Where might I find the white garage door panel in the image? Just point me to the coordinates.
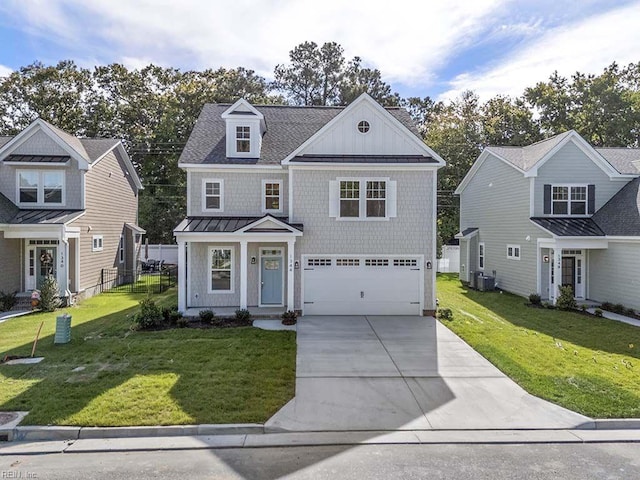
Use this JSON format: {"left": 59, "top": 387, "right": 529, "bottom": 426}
{"left": 303, "top": 255, "right": 422, "bottom": 315}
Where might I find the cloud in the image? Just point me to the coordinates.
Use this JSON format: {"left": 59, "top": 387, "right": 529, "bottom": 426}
{"left": 1, "top": 0, "right": 508, "bottom": 85}
{"left": 0, "top": 64, "right": 12, "bottom": 77}
{"left": 439, "top": 1, "right": 640, "bottom": 101}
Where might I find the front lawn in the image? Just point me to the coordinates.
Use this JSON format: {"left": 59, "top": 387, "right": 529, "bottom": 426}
{"left": 0, "top": 289, "right": 295, "bottom": 426}
{"left": 437, "top": 274, "right": 640, "bottom": 418}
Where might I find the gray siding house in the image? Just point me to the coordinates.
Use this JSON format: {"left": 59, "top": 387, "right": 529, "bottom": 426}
{"left": 455, "top": 130, "right": 640, "bottom": 310}
{"left": 174, "top": 94, "right": 445, "bottom": 315}
{"left": 0, "top": 119, "right": 144, "bottom": 302}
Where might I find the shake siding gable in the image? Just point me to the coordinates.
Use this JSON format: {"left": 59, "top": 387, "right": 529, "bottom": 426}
{"left": 13, "top": 129, "right": 68, "bottom": 156}
{"left": 460, "top": 153, "right": 546, "bottom": 296}
{"left": 73, "top": 149, "right": 138, "bottom": 294}
{"left": 533, "top": 141, "right": 629, "bottom": 216}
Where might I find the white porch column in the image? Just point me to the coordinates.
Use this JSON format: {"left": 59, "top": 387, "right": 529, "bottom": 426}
{"left": 553, "top": 248, "right": 562, "bottom": 304}
{"left": 287, "top": 238, "right": 295, "bottom": 311}
{"left": 177, "top": 240, "right": 187, "bottom": 312}
{"left": 240, "top": 240, "right": 248, "bottom": 309}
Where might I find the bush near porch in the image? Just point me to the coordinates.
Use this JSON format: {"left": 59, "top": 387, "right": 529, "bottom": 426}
{"left": 0, "top": 288, "right": 295, "bottom": 426}
{"left": 437, "top": 274, "right": 640, "bottom": 418}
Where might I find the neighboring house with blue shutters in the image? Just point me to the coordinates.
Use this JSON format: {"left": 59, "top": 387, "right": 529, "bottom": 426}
{"left": 173, "top": 93, "right": 445, "bottom": 316}
{"left": 455, "top": 130, "right": 640, "bottom": 310}
{"left": 0, "top": 119, "right": 144, "bottom": 304}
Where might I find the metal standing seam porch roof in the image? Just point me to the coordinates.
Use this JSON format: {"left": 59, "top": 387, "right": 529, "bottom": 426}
{"left": 8, "top": 209, "right": 85, "bottom": 225}
{"left": 290, "top": 154, "right": 438, "bottom": 164}
{"left": 3, "top": 154, "right": 71, "bottom": 163}
{"left": 530, "top": 217, "right": 605, "bottom": 237}
{"left": 174, "top": 216, "right": 303, "bottom": 234}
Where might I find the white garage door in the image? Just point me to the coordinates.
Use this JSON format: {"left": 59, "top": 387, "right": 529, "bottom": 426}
{"left": 303, "top": 255, "right": 423, "bottom": 315}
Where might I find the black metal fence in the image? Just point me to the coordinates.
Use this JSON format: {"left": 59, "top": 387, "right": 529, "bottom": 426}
{"left": 100, "top": 265, "right": 177, "bottom": 294}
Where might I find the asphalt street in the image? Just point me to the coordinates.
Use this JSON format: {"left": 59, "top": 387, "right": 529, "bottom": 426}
{"left": 1, "top": 443, "right": 639, "bottom": 479}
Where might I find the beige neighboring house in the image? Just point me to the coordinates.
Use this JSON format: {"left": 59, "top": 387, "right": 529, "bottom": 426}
{"left": 0, "top": 119, "right": 144, "bottom": 303}
{"left": 174, "top": 93, "right": 445, "bottom": 316}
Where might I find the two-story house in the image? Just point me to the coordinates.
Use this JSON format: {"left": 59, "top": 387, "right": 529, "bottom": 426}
{"left": 455, "top": 130, "right": 640, "bottom": 310}
{"left": 0, "top": 119, "right": 144, "bottom": 303}
{"left": 174, "top": 93, "right": 445, "bottom": 316}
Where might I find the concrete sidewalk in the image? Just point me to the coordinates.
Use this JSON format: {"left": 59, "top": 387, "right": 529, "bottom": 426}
{"left": 3, "top": 429, "right": 640, "bottom": 456}
{"left": 267, "top": 316, "right": 592, "bottom": 431}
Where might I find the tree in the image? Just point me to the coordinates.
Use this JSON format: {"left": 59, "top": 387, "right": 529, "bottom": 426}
{"left": 481, "top": 95, "right": 541, "bottom": 146}
{"left": 340, "top": 57, "right": 401, "bottom": 106}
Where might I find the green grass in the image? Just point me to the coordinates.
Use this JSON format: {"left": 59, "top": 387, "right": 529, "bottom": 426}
{"left": 0, "top": 289, "right": 295, "bottom": 426}
{"left": 437, "top": 273, "right": 640, "bottom": 418}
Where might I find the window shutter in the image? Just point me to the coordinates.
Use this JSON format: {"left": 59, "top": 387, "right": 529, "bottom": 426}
{"left": 387, "top": 181, "right": 397, "bottom": 218}
{"left": 587, "top": 184, "right": 596, "bottom": 214}
{"left": 543, "top": 184, "right": 552, "bottom": 214}
{"left": 329, "top": 180, "right": 339, "bottom": 217}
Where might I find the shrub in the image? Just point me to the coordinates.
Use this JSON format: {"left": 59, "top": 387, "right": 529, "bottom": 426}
{"left": 555, "top": 285, "right": 577, "bottom": 311}
{"left": 528, "top": 293, "right": 542, "bottom": 306}
{"left": 594, "top": 309, "right": 603, "bottom": 317}
{"left": 625, "top": 308, "right": 636, "bottom": 317}
{"left": 177, "top": 317, "right": 190, "bottom": 328}
{"left": 133, "top": 298, "right": 163, "bottom": 329}
{"left": 437, "top": 308, "right": 453, "bottom": 321}
{"left": 39, "top": 275, "right": 61, "bottom": 312}
{"left": 162, "top": 306, "right": 182, "bottom": 326}
{"left": 613, "top": 303, "right": 626, "bottom": 315}
{"left": 199, "top": 309, "right": 215, "bottom": 325}
{"left": 580, "top": 304, "right": 588, "bottom": 312}
{"left": 235, "top": 309, "right": 252, "bottom": 322}
{"left": 281, "top": 310, "right": 297, "bottom": 325}
{"left": 600, "top": 302, "right": 613, "bottom": 312}
{"left": 0, "top": 290, "right": 17, "bottom": 312}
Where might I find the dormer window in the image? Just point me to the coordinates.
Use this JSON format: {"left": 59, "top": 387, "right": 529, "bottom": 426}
{"left": 236, "top": 126, "right": 251, "bottom": 153}
{"left": 17, "top": 170, "right": 64, "bottom": 206}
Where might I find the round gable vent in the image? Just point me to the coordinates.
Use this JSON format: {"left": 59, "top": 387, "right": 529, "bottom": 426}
{"left": 357, "top": 120, "right": 370, "bottom": 134}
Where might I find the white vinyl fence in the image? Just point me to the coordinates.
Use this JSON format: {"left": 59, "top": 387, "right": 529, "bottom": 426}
{"left": 144, "top": 244, "right": 179, "bottom": 264}
{"left": 437, "top": 245, "right": 460, "bottom": 273}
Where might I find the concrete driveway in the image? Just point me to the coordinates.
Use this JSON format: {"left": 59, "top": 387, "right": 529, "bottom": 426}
{"left": 266, "top": 316, "right": 592, "bottom": 431}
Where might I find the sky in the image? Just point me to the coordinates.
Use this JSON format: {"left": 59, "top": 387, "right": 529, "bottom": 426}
{"left": 0, "top": 0, "right": 639, "bottom": 102}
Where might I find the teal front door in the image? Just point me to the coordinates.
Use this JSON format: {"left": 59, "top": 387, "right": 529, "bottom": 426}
{"left": 37, "top": 246, "right": 57, "bottom": 289}
{"left": 261, "top": 256, "right": 283, "bottom": 305}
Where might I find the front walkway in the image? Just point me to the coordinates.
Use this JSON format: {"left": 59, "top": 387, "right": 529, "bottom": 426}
{"left": 266, "top": 316, "right": 591, "bottom": 431}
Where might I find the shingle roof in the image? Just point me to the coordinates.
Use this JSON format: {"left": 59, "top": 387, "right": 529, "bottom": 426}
{"left": 0, "top": 192, "right": 19, "bottom": 223}
{"left": 486, "top": 131, "right": 640, "bottom": 175}
{"left": 592, "top": 177, "right": 640, "bottom": 236}
{"left": 455, "top": 227, "right": 478, "bottom": 238}
{"left": 485, "top": 131, "right": 573, "bottom": 171}
{"left": 530, "top": 217, "right": 605, "bottom": 236}
{"left": 179, "top": 103, "right": 423, "bottom": 166}
{"left": 80, "top": 139, "right": 121, "bottom": 163}
{"left": 174, "top": 216, "right": 303, "bottom": 233}
{"left": 594, "top": 148, "right": 640, "bottom": 175}
{"left": 41, "top": 120, "right": 89, "bottom": 159}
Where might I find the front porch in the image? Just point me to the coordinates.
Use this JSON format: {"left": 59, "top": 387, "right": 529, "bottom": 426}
{"left": 174, "top": 215, "right": 303, "bottom": 313}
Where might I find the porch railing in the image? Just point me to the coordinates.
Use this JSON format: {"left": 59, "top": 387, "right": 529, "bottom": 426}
{"left": 100, "top": 265, "right": 177, "bottom": 294}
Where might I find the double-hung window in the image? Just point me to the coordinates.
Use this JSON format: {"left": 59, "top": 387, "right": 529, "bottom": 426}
{"left": 263, "top": 180, "right": 282, "bottom": 213}
{"left": 118, "top": 236, "right": 125, "bottom": 263}
{"left": 478, "top": 242, "right": 485, "bottom": 270}
{"left": 18, "top": 170, "right": 64, "bottom": 205}
{"left": 209, "top": 247, "right": 234, "bottom": 293}
{"left": 236, "top": 126, "right": 250, "bottom": 153}
{"left": 336, "top": 178, "right": 392, "bottom": 219}
{"left": 552, "top": 185, "right": 588, "bottom": 215}
{"left": 203, "top": 179, "right": 223, "bottom": 212}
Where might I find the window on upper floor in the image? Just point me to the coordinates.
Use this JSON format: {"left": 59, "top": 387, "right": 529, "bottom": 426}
{"left": 262, "top": 180, "right": 282, "bottom": 213}
{"left": 236, "top": 126, "right": 251, "bottom": 153}
{"left": 330, "top": 178, "right": 396, "bottom": 220}
{"left": 545, "top": 184, "right": 594, "bottom": 216}
{"left": 203, "top": 179, "right": 223, "bottom": 212}
{"left": 17, "top": 170, "right": 64, "bottom": 206}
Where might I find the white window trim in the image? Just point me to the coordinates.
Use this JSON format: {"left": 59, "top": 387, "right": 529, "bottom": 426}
{"left": 118, "top": 235, "right": 125, "bottom": 264}
{"left": 506, "top": 244, "right": 521, "bottom": 260}
{"left": 235, "top": 125, "right": 251, "bottom": 155}
{"left": 551, "top": 183, "right": 590, "bottom": 217}
{"left": 336, "top": 177, "right": 390, "bottom": 221}
{"left": 478, "top": 242, "right": 485, "bottom": 270}
{"left": 92, "top": 235, "right": 104, "bottom": 252}
{"left": 208, "top": 245, "right": 235, "bottom": 294}
{"left": 262, "top": 179, "right": 283, "bottom": 214}
{"left": 16, "top": 169, "right": 66, "bottom": 207}
{"left": 202, "top": 178, "right": 224, "bottom": 213}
